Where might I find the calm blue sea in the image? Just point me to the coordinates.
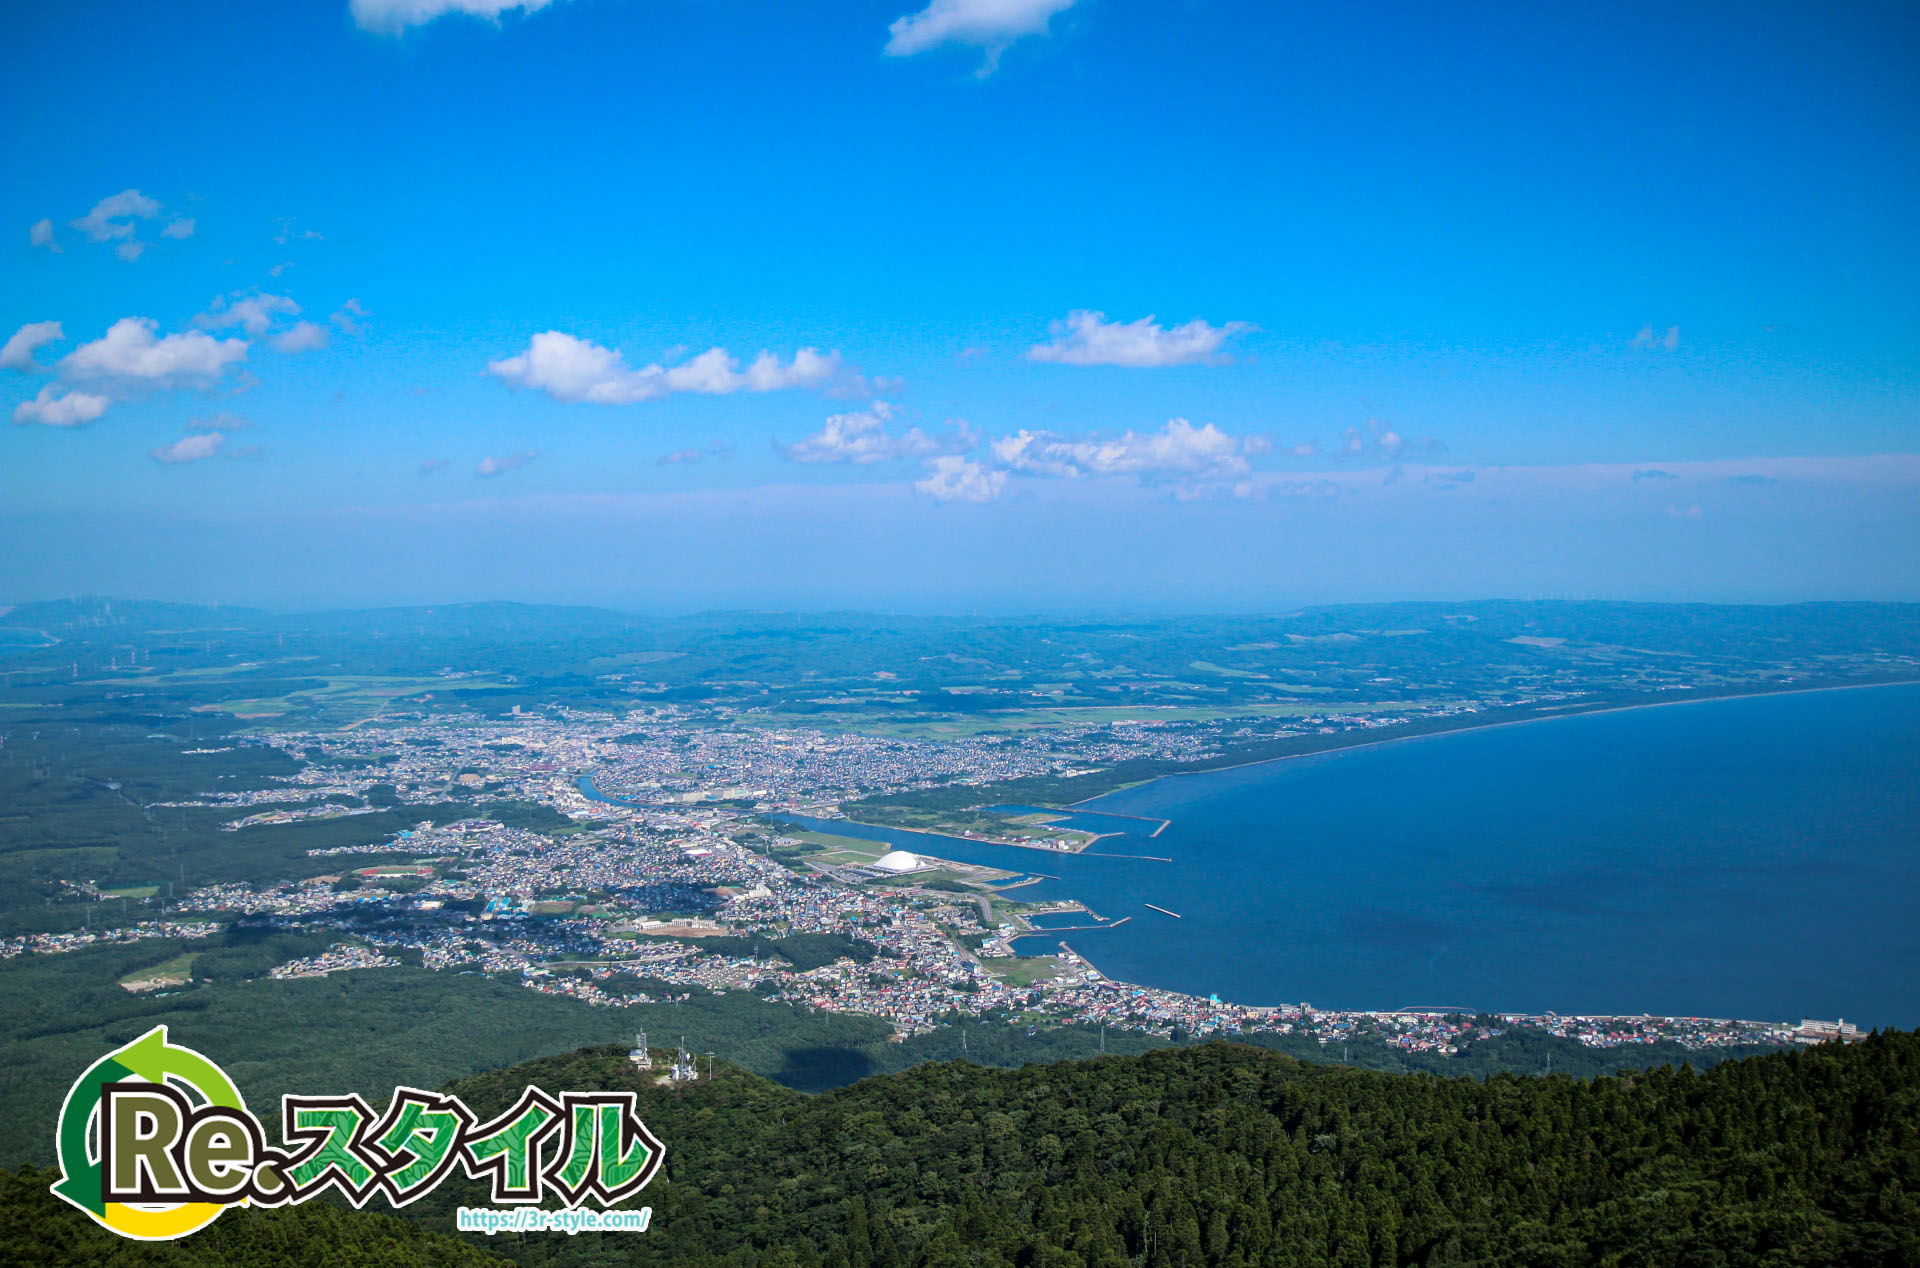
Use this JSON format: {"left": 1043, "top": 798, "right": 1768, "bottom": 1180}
{"left": 775, "top": 684, "right": 1920, "bottom": 1027}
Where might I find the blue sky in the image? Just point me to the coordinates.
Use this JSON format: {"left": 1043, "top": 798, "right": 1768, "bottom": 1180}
{"left": 3, "top": 0, "right": 1917, "bottom": 610}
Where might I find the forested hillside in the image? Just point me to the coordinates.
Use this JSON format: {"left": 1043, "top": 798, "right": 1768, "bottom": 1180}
{"left": 5, "top": 1032, "right": 1915, "bottom": 1266}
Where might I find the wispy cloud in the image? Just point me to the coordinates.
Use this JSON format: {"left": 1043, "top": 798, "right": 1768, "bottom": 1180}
{"left": 151, "top": 431, "right": 225, "bottom": 464}
{"left": 198, "top": 292, "right": 301, "bottom": 338}
{"left": 350, "top": 0, "right": 557, "bottom": 34}
{"left": 1028, "top": 310, "right": 1253, "bottom": 367}
{"left": 1327, "top": 419, "right": 1441, "bottom": 461}
{"left": 272, "top": 322, "right": 330, "bottom": 354}
{"left": 885, "top": 0, "right": 1079, "bottom": 75}
{"left": 331, "top": 299, "right": 370, "bottom": 336}
{"left": 28, "top": 219, "right": 61, "bottom": 253}
{"left": 65, "top": 189, "right": 192, "bottom": 262}
{"left": 476, "top": 450, "right": 539, "bottom": 476}
{"left": 188, "top": 411, "right": 252, "bottom": 431}
{"left": 70, "top": 189, "right": 159, "bottom": 242}
{"left": 272, "top": 218, "right": 326, "bottom": 244}
{"left": 784, "top": 402, "right": 974, "bottom": 464}
{"left": 1631, "top": 323, "right": 1680, "bottom": 351}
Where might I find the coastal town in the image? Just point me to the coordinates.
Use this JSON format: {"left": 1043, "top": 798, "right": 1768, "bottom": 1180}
{"left": 3, "top": 693, "right": 1864, "bottom": 1060}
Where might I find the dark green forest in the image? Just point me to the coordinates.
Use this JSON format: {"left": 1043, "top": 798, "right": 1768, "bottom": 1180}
{"left": 5, "top": 1032, "right": 1915, "bottom": 1267}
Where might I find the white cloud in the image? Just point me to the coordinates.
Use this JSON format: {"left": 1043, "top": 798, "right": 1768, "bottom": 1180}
{"left": 29, "top": 219, "right": 61, "bottom": 252}
{"left": 331, "top": 298, "right": 369, "bottom": 335}
{"left": 1632, "top": 323, "right": 1681, "bottom": 351}
{"left": 272, "top": 321, "right": 330, "bottom": 354}
{"left": 488, "top": 331, "right": 843, "bottom": 404}
{"left": 270, "top": 218, "right": 326, "bottom": 244}
{"left": 1, "top": 322, "right": 64, "bottom": 371}
{"left": 658, "top": 442, "right": 733, "bottom": 465}
{"left": 198, "top": 292, "right": 301, "bottom": 337}
{"left": 70, "top": 189, "right": 160, "bottom": 242}
{"left": 488, "top": 332, "right": 640, "bottom": 402}
{"left": 476, "top": 450, "right": 539, "bottom": 476}
{"left": 350, "top": 0, "right": 556, "bottom": 33}
{"left": 11, "top": 384, "right": 109, "bottom": 427}
{"left": 1027, "top": 310, "right": 1253, "bottom": 367}
{"left": 990, "top": 417, "right": 1253, "bottom": 480}
{"left": 61, "top": 318, "right": 248, "bottom": 386}
{"left": 1335, "top": 419, "right": 1437, "bottom": 460}
{"left": 915, "top": 455, "right": 1006, "bottom": 503}
{"left": 885, "top": 0, "right": 1078, "bottom": 74}
{"left": 784, "top": 402, "right": 971, "bottom": 464}
{"left": 116, "top": 242, "right": 145, "bottom": 263}
{"left": 161, "top": 218, "right": 196, "bottom": 240}
{"left": 151, "top": 432, "right": 225, "bottom": 464}
{"left": 418, "top": 458, "right": 448, "bottom": 475}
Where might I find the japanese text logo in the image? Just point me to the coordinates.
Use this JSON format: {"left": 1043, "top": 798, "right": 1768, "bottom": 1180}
{"left": 51, "top": 1026, "right": 664, "bottom": 1242}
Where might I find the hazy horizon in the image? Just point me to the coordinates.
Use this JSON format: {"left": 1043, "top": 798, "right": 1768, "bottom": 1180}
{"left": 10, "top": 590, "right": 1920, "bottom": 623}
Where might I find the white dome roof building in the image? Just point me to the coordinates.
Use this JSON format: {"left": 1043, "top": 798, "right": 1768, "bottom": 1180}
{"left": 872, "top": 850, "right": 923, "bottom": 873}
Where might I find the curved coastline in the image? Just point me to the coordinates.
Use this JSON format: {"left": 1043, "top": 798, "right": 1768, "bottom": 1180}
{"left": 587, "top": 681, "right": 1920, "bottom": 1027}
{"left": 1053, "top": 679, "right": 1920, "bottom": 1025}
{"left": 1067, "top": 677, "right": 1920, "bottom": 811}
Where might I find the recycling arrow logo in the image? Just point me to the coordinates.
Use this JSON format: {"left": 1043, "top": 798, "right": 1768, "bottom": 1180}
{"left": 51, "top": 1025, "right": 247, "bottom": 1241}
{"left": 51, "top": 1022, "right": 668, "bottom": 1242}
